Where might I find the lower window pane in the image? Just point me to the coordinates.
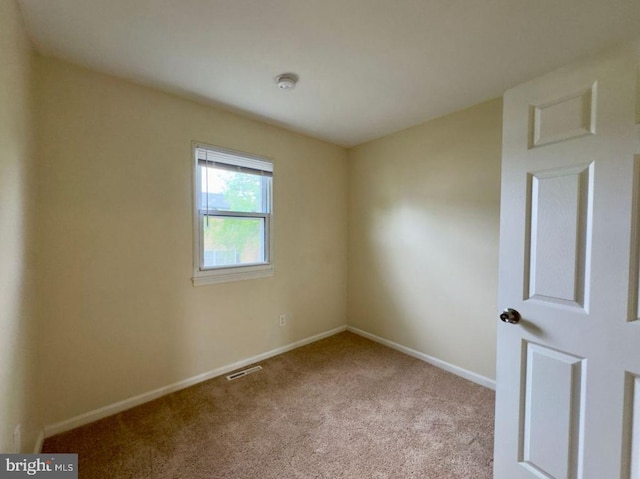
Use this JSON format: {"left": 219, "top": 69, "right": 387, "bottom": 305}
{"left": 202, "top": 217, "right": 265, "bottom": 268}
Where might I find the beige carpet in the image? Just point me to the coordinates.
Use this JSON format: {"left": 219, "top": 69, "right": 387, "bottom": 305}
{"left": 43, "top": 332, "right": 495, "bottom": 478}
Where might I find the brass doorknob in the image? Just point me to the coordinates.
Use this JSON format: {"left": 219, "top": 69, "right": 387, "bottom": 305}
{"left": 500, "top": 308, "right": 521, "bottom": 324}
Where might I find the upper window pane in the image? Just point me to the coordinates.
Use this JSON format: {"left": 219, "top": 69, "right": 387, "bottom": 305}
{"left": 199, "top": 166, "right": 268, "bottom": 213}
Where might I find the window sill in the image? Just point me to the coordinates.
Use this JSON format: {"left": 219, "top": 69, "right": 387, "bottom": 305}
{"left": 192, "top": 264, "right": 273, "bottom": 286}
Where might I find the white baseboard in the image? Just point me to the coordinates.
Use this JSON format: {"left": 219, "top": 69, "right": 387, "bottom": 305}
{"left": 347, "top": 326, "right": 496, "bottom": 390}
{"left": 44, "top": 325, "right": 347, "bottom": 438}
{"left": 33, "top": 430, "right": 44, "bottom": 453}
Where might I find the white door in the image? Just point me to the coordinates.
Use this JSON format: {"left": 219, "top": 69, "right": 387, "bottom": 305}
{"left": 494, "top": 40, "right": 640, "bottom": 479}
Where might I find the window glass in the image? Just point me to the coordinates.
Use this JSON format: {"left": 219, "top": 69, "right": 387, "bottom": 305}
{"left": 202, "top": 216, "right": 265, "bottom": 268}
{"left": 200, "top": 168, "right": 267, "bottom": 214}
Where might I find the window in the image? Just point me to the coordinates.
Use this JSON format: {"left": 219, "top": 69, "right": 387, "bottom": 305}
{"left": 192, "top": 143, "right": 273, "bottom": 285}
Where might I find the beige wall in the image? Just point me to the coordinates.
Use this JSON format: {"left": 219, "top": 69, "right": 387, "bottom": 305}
{"left": 348, "top": 99, "right": 502, "bottom": 380}
{"left": 35, "top": 57, "right": 348, "bottom": 425}
{"left": 0, "top": 0, "right": 40, "bottom": 453}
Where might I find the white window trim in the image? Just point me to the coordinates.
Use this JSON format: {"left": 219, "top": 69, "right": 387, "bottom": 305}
{"left": 191, "top": 141, "right": 274, "bottom": 286}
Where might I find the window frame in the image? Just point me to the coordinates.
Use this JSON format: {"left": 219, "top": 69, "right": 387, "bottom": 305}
{"left": 192, "top": 142, "right": 274, "bottom": 286}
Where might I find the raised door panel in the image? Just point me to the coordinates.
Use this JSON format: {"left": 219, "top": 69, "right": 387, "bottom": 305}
{"left": 525, "top": 164, "right": 593, "bottom": 310}
{"left": 521, "top": 343, "right": 585, "bottom": 479}
{"left": 529, "top": 84, "right": 596, "bottom": 149}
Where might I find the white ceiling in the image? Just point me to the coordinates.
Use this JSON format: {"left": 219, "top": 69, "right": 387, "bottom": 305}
{"left": 16, "top": 0, "right": 640, "bottom": 147}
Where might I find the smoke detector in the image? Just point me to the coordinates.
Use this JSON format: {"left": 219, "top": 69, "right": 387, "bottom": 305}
{"left": 276, "top": 73, "right": 298, "bottom": 90}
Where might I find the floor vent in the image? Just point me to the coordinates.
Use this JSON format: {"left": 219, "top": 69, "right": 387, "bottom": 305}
{"left": 226, "top": 365, "right": 262, "bottom": 381}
